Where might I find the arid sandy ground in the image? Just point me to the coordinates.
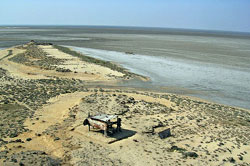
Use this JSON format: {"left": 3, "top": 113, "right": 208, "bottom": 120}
{"left": 0, "top": 43, "right": 249, "bottom": 166}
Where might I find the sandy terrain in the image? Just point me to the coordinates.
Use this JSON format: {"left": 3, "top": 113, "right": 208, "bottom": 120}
{"left": 39, "top": 45, "right": 124, "bottom": 80}
{"left": 0, "top": 43, "right": 249, "bottom": 166}
{"left": 41, "top": 46, "right": 123, "bottom": 76}
{"left": 0, "top": 44, "right": 125, "bottom": 82}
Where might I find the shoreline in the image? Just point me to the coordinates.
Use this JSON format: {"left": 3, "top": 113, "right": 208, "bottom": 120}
{"left": 0, "top": 44, "right": 249, "bottom": 111}
{"left": 68, "top": 45, "right": 250, "bottom": 110}
{"left": 54, "top": 45, "right": 149, "bottom": 81}
{"left": 1, "top": 43, "right": 249, "bottom": 111}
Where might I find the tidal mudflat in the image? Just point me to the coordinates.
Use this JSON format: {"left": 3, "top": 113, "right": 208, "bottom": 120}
{"left": 71, "top": 46, "right": 250, "bottom": 110}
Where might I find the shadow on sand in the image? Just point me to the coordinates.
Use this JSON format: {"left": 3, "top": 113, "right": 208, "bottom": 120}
{"left": 90, "top": 128, "right": 137, "bottom": 144}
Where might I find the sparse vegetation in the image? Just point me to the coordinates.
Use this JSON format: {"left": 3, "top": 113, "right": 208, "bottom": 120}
{"left": 3, "top": 151, "right": 61, "bottom": 166}
{"left": 0, "top": 66, "right": 88, "bottom": 139}
{"left": 0, "top": 104, "right": 30, "bottom": 138}
{"left": 9, "top": 44, "right": 66, "bottom": 71}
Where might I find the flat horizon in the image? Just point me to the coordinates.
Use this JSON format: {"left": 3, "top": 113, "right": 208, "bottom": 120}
{"left": 1, "top": 24, "right": 250, "bottom": 34}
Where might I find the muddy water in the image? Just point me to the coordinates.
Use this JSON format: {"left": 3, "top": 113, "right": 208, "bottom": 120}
{"left": 71, "top": 46, "right": 250, "bottom": 110}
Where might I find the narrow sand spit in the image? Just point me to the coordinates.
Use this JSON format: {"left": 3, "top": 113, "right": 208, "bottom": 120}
{"left": 0, "top": 45, "right": 125, "bottom": 81}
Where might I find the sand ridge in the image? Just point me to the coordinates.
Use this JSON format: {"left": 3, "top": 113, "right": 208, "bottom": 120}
{"left": 0, "top": 44, "right": 125, "bottom": 82}
{"left": 39, "top": 45, "right": 125, "bottom": 80}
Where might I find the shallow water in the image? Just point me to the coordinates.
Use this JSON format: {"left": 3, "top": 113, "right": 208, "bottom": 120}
{"left": 71, "top": 46, "right": 250, "bottom": 109}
